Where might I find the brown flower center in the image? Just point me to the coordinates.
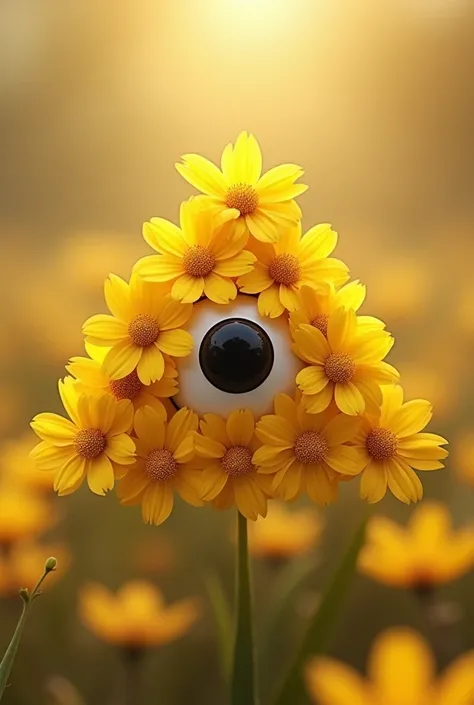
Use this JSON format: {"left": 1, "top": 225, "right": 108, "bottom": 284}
{"left": 128, "top": 314, "right": 160, "bottom": 347}
{"left": 268, "top": 253, "right": 301, "bottom": 286}
{"left": 225, "top": 183, "right": 259, "bottom": 216}
{"left": 294, "top": 430, "right": 328, "bottom": 464}
{"left": 221, "top": 446, "right": 254, "bottom": 477}
{"left": 311, "top": 313, "right": 329, "bottom": 337}
{"left": 145, "top": 449, "right": 178, "bottom": 482}
{"left": 74, "top": 428, "right": 106, "bottom": 459}
{"left": 324, "top": 352, "right": 356, "bottom": 384}
{"left": 366, "top": 428, "right": 398, "bottom": 461}
{"left": 183, "top": 244, "right": 215, "bottom": 278}
{"left": 109, "top": 370, "right": 143, "bottom": 401}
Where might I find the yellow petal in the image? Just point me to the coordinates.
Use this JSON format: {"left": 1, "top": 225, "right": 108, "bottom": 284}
{"left": 200, "top": 414, "right": 229, "bottom": 447}
{"left": 233, "top": 475, "right": 267, "bottom": 520}
{"left": 104, "top": 341, "right": 142, "bottom": 381}
{"left": 298, "top": 223, "right": 337, "bottom": 264}
{"left": 279, "top": 284, "right": 300, "bottom": 312}
{"left": 83, "top": 315, "right": 128, "bottom": 345}
{"left": 31, "top": 413, "right": 77, "bottom": 446}
{"left": 117, "top": 465, "right": 151, "bottom": 503}
{"left": 327, "top": 308, "right": 357, "bottom": 351}
{"left": 203, "top": 272, "right": 237, "bottom": 304}
{"left": 305, "top": 465, "right": 338, "bottom": 506}
{"left": 134, "top": 254, "right": 184, "bottom": 282}
{"left": 334, "top": 382, "right": 365, "bottom": 416}
{"left": 156, "top": 296, "right": 193, "bottom": 331}
{"left": 156, "top": 329, "right": 193, "bottom": 357}
{"left": 171, "top": 274, "right": 204, "bottom": 303}
{"left": 437, "top": 652, "right": 474, "bottom": 705}
{"left": 386, "top": 457, "right": 423, "bottom": 504}
{"left": 231, "top": 131, "right": 262, "bottom": 184}
{"left": 226, "top": 409, "right": 255, "bottom": 447}
{"left": 137, "top": 344, "right": 165, "bottom": 384}
{"left": 305, "top": 656, "right": 368, "bottom": 705}
{"left": 104, "top": 274, "right": 131, "bottom": 320}
{"left": 200, "top": 463, "right": 228, "bottom": 500}
{"left": 134, "top": 406, "right": 166, "bottom": 447}
{"left": 176, "top": 154, "right": 227, "bottom": 197}
{"left": 30, "top": 442, "right": 76, "bottom": 471}
{"left": 109, "top": 399, "right": 134, "bottom": 435}
{"left": 165, "top": 408, "right": 198, "bottom": 453}
{"left": 296, "top": 366, "right": 329, "bottom": 395}
{"left": 105, "top": 434, "right": 136, "bottom": 464}
{"left": 54, "top": 455, "right": 86, "bottom": 496}
{"left": 86, "top": 454, "right": 115, "bottom": 496}
{"left": 256, "top": 163, "right": 305, "bottom": 199}
{"left": 293, "top": 324, "right": 330, "bottom": 364}
{"left": 237, "top": 263, "right": 273, "bottom": 294}
{"left": 213, "top": 250, "right": 256, "bottom": 277}
{"left": 194, "top": 432, "right": 226, "bottom": 459}
{"left": 246, "top": 209, "right": 279, "bottom": 243}
{"left": 255, "top": 415, "right": 296, "bottom": 447}
{"left": 141, "top": 482, "right": 174, "bottom": 525}
{"left": 359, "top": 460, "right": 387, "bottom": 503}
{"left": 58, "top": 377, "right": 82, "bottom": 426}
{"left": 143, "top": 218, "right": 187, "bottom": 257}
{"left": 325, "top": 446, "right": 365, "bottom": 476}
{"left": 390, "top": 400, "right": 433, "bottom": 438}
{"left": 257, "top": 284, "right": 285, "bottom": 318}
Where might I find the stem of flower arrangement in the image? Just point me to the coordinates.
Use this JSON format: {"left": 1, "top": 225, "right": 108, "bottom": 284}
{"left": 0, "top": 557, "right": 57, "bottom": 701}
{"left": 231, "top": 511, "right": 258, "bottom": 705}
{"left": 122, "top": 647, "right": 144, "bottom": 705}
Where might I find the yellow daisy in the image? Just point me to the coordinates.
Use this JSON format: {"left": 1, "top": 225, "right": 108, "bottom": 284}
{"left": 306, "top": 627, "right": 474, "bottom": 705}
{"left": 253, "top": 393, "right": 365, "bottom": 505}
{"left": 134, "top": 198, "right": 256, "bottom": 304}
{"left": 80, "top": 580, "right": 200, "bottom": 648}
{"left": 248, "top": 502, "right": 323, "bottom": 560}
{"left": 116, "top": 406, "right": 202, "bottom": 526}
{"left": 175, "top": 131, "right": 307, "bottom": 243}
{"left": 352, "top": 385, "right": 448, "bottom": 504}
{"left": 289, "top": 282, "right": 385, "bottom": 336}
{"left": 192, "top": 409, "right": 272, "bottom": 521}
{"left": 237, "top": 224, "right": 349, "bottom": 318}
{"left": 66, "top": 342, "right": 178, "bottom": 420}
{"left": 30, "top": 378, "right": 135, "bottom": 496}
{"left": 82, "top": 274, "right": 193, "bottom": 384}
{"left": 359, "top": 502, "right": 474, "bottom": 590}
{"left": 0, "top": 541, "right": 69, "bottom": 596}
{"left": 293, "top": 307, "right": 398, "bottom": 416}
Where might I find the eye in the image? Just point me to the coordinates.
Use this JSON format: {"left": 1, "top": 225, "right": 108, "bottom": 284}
{"left": 174, "top": 294, "right": 303, "bottom": 416}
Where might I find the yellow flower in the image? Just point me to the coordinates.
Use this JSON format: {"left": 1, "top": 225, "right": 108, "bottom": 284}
{"left": 289, "top": 282, "right": 384, "bottom": 336}
{"left": 0, "top": 489, "right": 54, "bottom": 547}
{"left": 353, "top": 385, "right": 448, "bottom": 504}
{"left": 82, "top": 274, "right": 193, "bottom": 384}
{"left": 175, "top": 131, "right": 307, "bottom": 243}
{"left": 135, "top": 198, "right": 256, "bottom": 304}
{"left": 237, "top": 225, "right": 349, "bottom": 318}
{"left": 359, "top": 502, "right": 474, "bottom": 590}
{"left": 66, "top": 342, "right": 178, "bottom": 420}
{"left": 248, "top": 502, "right": 323, "bottom": 559}
{"left": 253, "top": 394, "right": 365, "bottom": 504}
{"left": 116, "top": 406, "right": 202, "bottom": 526}
{"left": 0, "top": 542, "right": 69, "bottom": 597}
{"left": 293, "top": 307, "right": 398, "bottom": 416}
{"left": 305, "top": 627, "right": 474, "bottom": 705}
{"left": 79, "top": 580, "right": 200, "bottom": 648}
{"left": 0, "top": 433, "right": 54, "bottom": 493}
{"left": 30, "top": 378, "right": 135, "bottom": 496}
{"left": 192, "top": 409, "right": 272, "bottom": 521}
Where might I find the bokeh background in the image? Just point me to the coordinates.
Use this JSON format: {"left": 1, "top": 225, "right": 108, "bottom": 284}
{"left": 1, "top": 0, "right": 474, "bottom": 703}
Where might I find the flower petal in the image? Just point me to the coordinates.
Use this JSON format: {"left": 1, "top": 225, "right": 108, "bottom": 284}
{"left": 255, "top": 415, "right": 296, "bottom": 447}
{"left": 237, "top": 263, "right": 273, "bottom": 293}
{"left": 134, "top": 254, "right": 184, "bottom": 282}
{"left": 142, "top": 218, "right": 187, "bottom": 257}
{"left": 334, "top": 382, "right": 365, "bottom": 416}
{"left": 31, "top": 413, "right": 77, "bottom": 446}
{"left": 359, "top": 460, "right": 387, "bottom": 503}
{"left": 390, "top": 400, "right": 433, "bottom": 438}
{"left": 213, "top": 250, "right": 256, "bottom": 277}
{"left": 299, "top": 224, "right": 338, "bottom": 263}
{"left": 203, "top": 272, "right": 237, "bottom": 304}
{"left": 171, "top": 274, "right": 204, "bottom": 303}
{"left": 104, "top": 341, "right": 142, "bottom": 380}
{"left": 386, "top": 457, "right": 423, "bottom": 504}
{"left": 54, "top": 455, "right": 86, "bottom": 496}
{"left": 156, "top": 329, "right": 193, "bottom": 358}
{"left": 105, "top": 434, "right": 136, "bottom": 464}
{"left": 156, "top": 296, "right": 193, "bottom": 330}
{"left": 257, "top": 284, "right": 285, "bottom": 317}
{"left": 176, "top": 154, "right": 227, "bottom": 197}
{"left": 83, "top": 315, "right": 128, "bottom": 345}
{"left": 226, "top": 409, "right": 255, "bottom": 447}
{"left": 194, "top": 432, "right": 226, "bottom": 459}
{"left": 141, "top": 482, "right": 174, "bottom": 525}
{"left": 293, "top": 325, "right": 330, "bottom": 364}
{"left": 104, "top": 274, "right": 131, "bottom": 320}
{"left": 296, "top": 366, "right": 329, "bottom": 395}
{"left": 137, "top": 344, "right": 165, "bottom": 384}
{"left": 279, "top": 284, "right": 300, "bottom": 312}
{"left": 325, "top": 446, "right": 365, "bottom": 476}
{"left": 165, "top": 408, "right": 198, "bottom": 453}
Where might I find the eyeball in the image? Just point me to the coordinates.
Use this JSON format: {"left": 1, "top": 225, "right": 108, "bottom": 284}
{"left": 174, "top": 295, "right": 304, "bottom": 416}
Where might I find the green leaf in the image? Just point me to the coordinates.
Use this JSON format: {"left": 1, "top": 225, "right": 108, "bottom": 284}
{"left": 203, "top": 572, "right": 233, "bottom": 679}
{"left": 231, "top": 511, "right": 259, "bottom": 705}
{"left": 272, "top": 515, "right": 368, "bottom": 705}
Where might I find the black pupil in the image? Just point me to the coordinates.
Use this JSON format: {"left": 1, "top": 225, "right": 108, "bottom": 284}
{"left": 199, "top": 318, "right": 274, "bottom": 394}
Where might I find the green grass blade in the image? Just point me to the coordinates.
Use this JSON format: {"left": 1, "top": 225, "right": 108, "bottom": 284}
{"left": 231, "top": 511, "right": 259, "bottom": 705}
{"left": 272, "top": 515, "right": 368, "bottom": 705}
{"left": 203, "top": 572, "right": 233, "bottom": 679}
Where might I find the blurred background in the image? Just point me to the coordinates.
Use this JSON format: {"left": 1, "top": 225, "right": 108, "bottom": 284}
{"left": 1, "top": 0, "right": 474, "bottom": 703}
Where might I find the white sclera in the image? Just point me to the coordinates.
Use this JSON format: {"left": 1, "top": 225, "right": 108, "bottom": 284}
{"left": 174, "top": 295, "right": 304, "bottom": 417}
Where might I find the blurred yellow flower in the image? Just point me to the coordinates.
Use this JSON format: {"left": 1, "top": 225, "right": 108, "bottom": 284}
{"left": 399, "top": 361, "right": 459, "bottom": 421}
{"left": 293, "top": 308, "right": 398, "bottom": 415}
{"left": 253, "top": 394, "right": 364, "bottom": 504}
{"left": 0, "top": 489, "right": 54, "bottom": 547}
{"left": 175, "top": 131, "right": 307, "bottom": 243}
{"left": 83, "top": 275, "right": 193, "bottom": 384}
{"left": 31, "top": 378, "right": 135, "bottom": 496}
{"left": 117, "top": 406, "right": 202, "bottom": 526}
{"left": 237, "top": 225, "right": 348, "bottom": 318}
{"left": 0, "top": 433, "right": 54, "bottom": 493}
{"left": 306, "top": 627, "right": 474, "bottom": 705}
{"left": 353, "top": 385, "right": 448, "bottom": 504}
{"left": 453, "top": 431, "right": 474, "bottom": 485}
{"left": 66, "top": 343, "right": 178, "bottom": 419}
{"left": 0, "top": 542, "right": 69, "bottom": 596}
{"left": 192, "top": 409, "right": 271, "bottom": 520}
{"left": 249, "top": 502, "right": 323, "bottom": 559}
{"left": 289, "top": 281, "right": 384, "bottom": 337}
{"left": 79, "top": 580, "right": 200, "bottom": 648}
{"left": 359, "top": 502, "right": 474, "bottom": 589}
{"left": 135, "top": 198, "right": 255, "bottom": 304}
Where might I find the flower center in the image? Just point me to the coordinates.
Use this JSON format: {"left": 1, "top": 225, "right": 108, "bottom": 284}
{"left": 324, "top": 352, "right": 356, "bottom": 384}
{"left": 145, "top": 449, "right": 178, "bottom": 482}
{"left": 221, "top": 446, "right": 254, "bottom": 477}
{"left": 268, "top": 253, "right": 301, "bottom": 286}
{"left": 74, "top": 428, "right": 106, "bottom": 459}
{"left": 311, "top": 313, "right": 329, "bottom": 337}
{"left": 128, "top": 314, "right": 160, "bottom": 347}
{"left": 109, "top": 370, "right": 143, "bottom": 401}
{"left": 366, "top": 427, "right": 398, "bottom": 461}
{"left": 294, "top": 430, "right": 328, "bottom": 464}
{"left": 183, "top": 245, "right": 215, "bottom": 278}
{"left": 225, "top": 183, "right": 259, "bottom": 216}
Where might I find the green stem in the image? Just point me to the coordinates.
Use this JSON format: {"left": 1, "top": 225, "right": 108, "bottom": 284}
{"left": 273, "top": 515, "right": 368, "bottom": 705}
{"left": 231, "top": 511, "right": 258, "bottom": 705}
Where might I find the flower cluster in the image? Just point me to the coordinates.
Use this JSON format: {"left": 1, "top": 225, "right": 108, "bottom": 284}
{"left": 30, "top": 132, "right": 448, "bottom": 525}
